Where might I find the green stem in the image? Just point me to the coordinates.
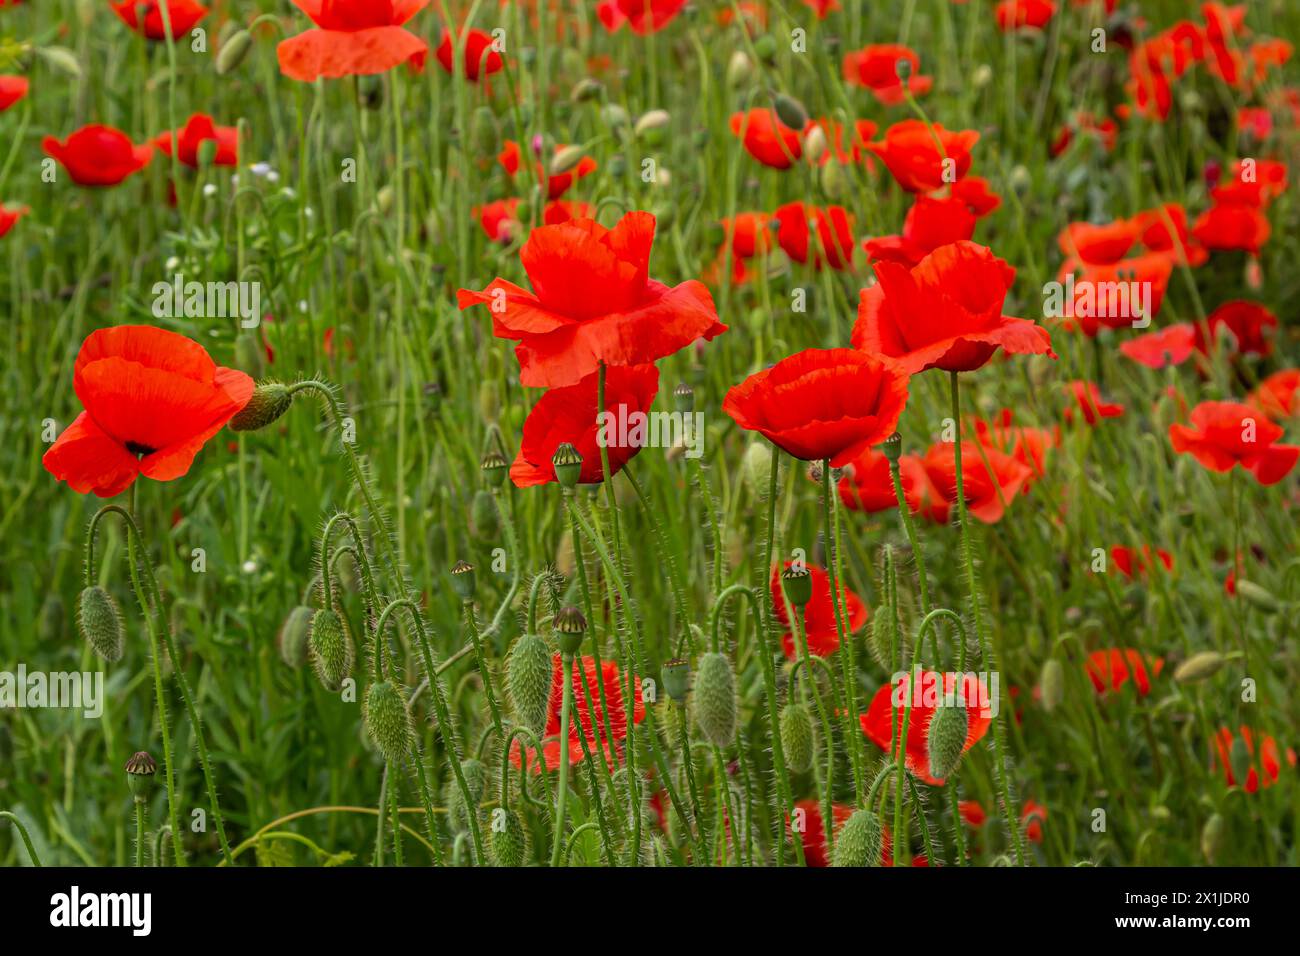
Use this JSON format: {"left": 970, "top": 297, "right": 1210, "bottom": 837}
{"left": 550, "top": 653, "right": 575, "bottom": 867}
{"left": 1, "top": 811, "right": 42, "bottom": 866}
{"left": 822, "top": 460, "right": 865, "bottom": 801}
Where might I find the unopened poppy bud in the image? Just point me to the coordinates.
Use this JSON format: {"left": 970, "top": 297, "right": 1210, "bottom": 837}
{"left": 549, "top": 145, "right": 586, "bottom": 176}
{"left": 754, "top": 34, "right": 778, "bottom": 64}
{"left": 880, "top": 431, "right": 903, "bottom": 463}
{"left": 216, "top": 29, "right": 253, "bottom": 75}
{"left": 195, "top": 138, "right": 218, "bottom": 168}
{"left": 445, "top": 758, "right": 486, "bottom": 834}
{"left": 772, "top": 93, "right": 808, "bottom": 131}
{"left": 309, "top": 607, "right": 354, "bottom": 691}
{"left": 78, "top": 585, "right": 124, "bottom": 662}
{"left": 552, "top": 442, "right": 583, "bottom": 489}
{"left": 741, "top": 441, "right": 773, "bottom": 496}
{"left": 364, "top": 679, "right": 414, "bottom": 763}
{"left": 820, "top": 158, "right": 847, "bottom": 200}
{"left": 507, "top": 632, "right": 553, "bottom": 734}
{"left": 671, "top": 382, "right": 695, "bottom": 414}
{"left": 1229, "top": 736, "right": 1251, "bottom": 785}
{"left": 833, "top": 809, "right": 882, "bottom": 867}
{"left": 491, "top": 807, "right": 528, "bottom": 866}
{"left": 553, "top": 605, "right": 587, "bottom": 656}
{"left": 1201, "top": 813, "right": 1224, "bottom": 863}
{"left": 780, "top": 701, "right": 816, "bottom": 773}
{"left": 1173, "top": 650, "right": 1225, "bottom": 683}
{"left": 972, "top": 63, "right": 993, "bottom": 87}
{"left": 229, "top": 382, "right": 293, "bottom": 432}
{"left": 1039, "top": 658, "right": 1064, "bottom": 711}
{"left": 570, "top": 77, "right": 603, "bottom": 102}
{"left": 661, "top": 658, "right": 691, "bottom": 703}
{"left": 1009, "top": 164, "right": 1031, "bottom": 195}
{"left": 895, "top": 57, "right": 912, "bottom": 82}
{"left": 124, "top": 751, "right": 157, "bottom": 801}
{"left": 277, "top": 605, "right": 313, "bottom": 668}
{"left": 601, "top": 103, "right": 629, "bottom": 129}
{"left": 927, "top": 704, "right": 968, "bottom": 781}
{"left": 802, "top": 123, "right": 827, "bottom": 163}
{"left": 450, "top": 560, "right": 476, "bottom": 602}
{"left": 1233, "top": 579, "right": 1279, "bottom": 613}
{"left": 692, "top": 651, "right": 737, "bottom": 747}
{"left": 726, "top": 50, "right": 752, "bottom": 87}
{"left": 635, "top": 109, "right": 671, "bottom": 140}
{"left": 781, "top": 565, "right": 813, "bottom": 608}
{"left": 480, "top": 451, "right": 508, "bottom": 487}
{"left": 376, "top": 185, "right": 395, "bottom": 215}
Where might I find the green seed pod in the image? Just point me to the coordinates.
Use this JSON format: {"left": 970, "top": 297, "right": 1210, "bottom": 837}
{"left": 216, "top": 29, "right": 253, "bottom": 75}
{"left": 229, "top": 382, "right": 293, "bottom": 432}
{"left": 450, "top": 560, "right": 476, "bottom": 602}
{"left": 124, "top": 751, "right": 157, "bottom": 801}
{"left": 672, "top": 382, "right": 695, "bottom": 414}
{"left": 364, "top": 680, "right": 414, "bottom": 763}
{"left": 471, "top": 489, "right": 499, "bottom": 539}
{"left": 39, "top": 593, "right": 65, "bottom": 642}
{"left": 661, "top": 658, "right": 691, "bottom": 704}
{"left": 480, "top": 451, "right": 508, "bottom": 488}
{"left": 833, "top": 809, "right": 882, "bottom": 867}
{"left": 507, "top": 633, "right": 553, "bottom": 734}
{"left": 779, "top": 702, "right": 816, "bottom": 773}
{"left": 772, "top": 93, "right": 809, "bottom": 131}
{"left": 277, "top": 605, "right": 314, "bottom": 668}
{"left": 780, "top": 565, "right": 813, "bottom": 609}
{"left": 491, "top": 807, "right": 528, "bottom": 866}
{"left": 1039, "top": 658, "right": 1064, "bottom": 711}
{"left": 552, "top": 442, "right": 583, "bottom": 490}
{"left": 1234, "top": 579, "right": 1279, "bottom": 613}
{"left": 692, "top": 652, "right": 738, "bottom": 748}
{"left": 1201, "top": 813, "right": 1224, "bottom": 863}
{"left": 880, "top": 431, "right": 903, "bottom": 463}
{"left": 553, "top": 605, "right": 587, "bottom": 656}
{"left": 753, "top": 34, "right": 778, "bottom": 64}
{"left": 445, "top": 758, "right": 487, "bottom": 834}
{"left": 927, "top": 705, "right": 969, "bottom": 782}
{"left": 78, "top": 585, "right": 125, "bottom": 663}
{"left": 1174, "top": 650, "right": 1225, "bottom": 683}
{"left": 309, "top": 607, "right": 354, "bottom": 691}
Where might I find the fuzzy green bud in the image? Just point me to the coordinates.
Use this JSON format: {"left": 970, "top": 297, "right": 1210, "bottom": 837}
{"left": 445, "top": 758, "right": 487, "bottom": 834}
{"left": 309, "top": 607, "right": 354, "bottom": 691}
{"left": 507, "top": 632, "right": 553, "bottom": 734}
{"left": 124, "top": 751, "right": 157, "bottom": 801}
{"left": 553, "top": 605, "right": 587, "bottom": 656}
{"left": 364, "top": 679, "right": 414, "bottom": 763}
{"left": 741, "top": 441, "right": 773, "bottom": 496}
{"left": 78, "top": 585, "right": 125, "bottom": 663}
{"left": 927, "top": 704, "right": 969, "bottom": 781}
{"left": 1201, "top": 813, "right": 1224, "bottom": 863}
{"left": 772, "top": 93, "right": 809, "bottom": 131}
{"left": 833, "top": 809, "right": 882, "bottom": 867}
{"left": 692, "top": 652, "right": 738, "bottom": 748}
{"left": 1174, "top": 650, "right": 1226, "bottom": 683}
{"left": 754, "top": 34, "right": 778, "bottom": 64}
{"left": 1234, "top": 580, "right": 1279, "bottom": 613}
{"left": 780, "top": 702, "right": 816, "bottom": 773}
{"left": 549, "top": 145, "right": 586, "bottom": 176}
{"left": 552, "top": 442, "right": 583, "bottom": 490}
{"left": 450, "top": 560, "right": 476, "bottom": 602}
{"left": 277, "top": 605, "right": 313, "bottom": 668}
{"left": 661, "top": 658, "right": 691, "bottom": 704}
{"left": 491, "top": 807, "right": 528, "bottom": 866}
{"left": 1039, "top": 658, "right": 1064, "bottom": 711}
{"left": 216, "top": 29, "right": 253, "bottom": 75}
{"left": 229, "top": 382, "right": 293, "bottom": 432}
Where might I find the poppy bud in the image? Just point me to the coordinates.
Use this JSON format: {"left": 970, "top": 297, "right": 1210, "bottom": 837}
{"left": 549, "top": 145, "right": 586, "bottom": 176}
{"left": 445, "top": 758, "right": 487, "bottom": 834}
{"left": 376, "top": 185, "right": 395, "bottom": 216}
{"left": 803, "top": 123, "right": 827, "bottom": 163}
{"left": 741, "top": 441, "right": 773, "bottom": 496}
{"left": 868, "top": 601, "right": 894, "bottom": 668}
{"left": 552, "top": 442, "right": 583, "bottom": 490}
{"left": 1233, "top": 579, "right": 1279, "bottom": 613}
{"left": 480, "top": 451, "right": 508, "bottom": 487}
{"left": 450, "top": 560, "right": 476, "bottom": 602}
{"left": 895, "top": 57, "right": 912, "bottom": 82}
{"left": 772, "top": 93, "right": 809, "bottom": 131}
{"left": 216, "top": 29, "right": 253, "bottom": 75}
{"left": 124, "top": 751, "right": 157, "bottom": 801}
{"left": 1173, "top": 650, "right": 1225, "bottom": 683}
{"left": 927, "top": 704, "right": 968, "bottom": 781}
{"left": 1228, "top": 736, "right": 1251, "bottom": 785}
{"left": 780, "top": 701, "right": 816, "bottom": 773}
{"left": 364, "top": 679, "right": 414, "bottom": 763}
{"left": 491, "top": 807, "right": 528, "bottom": 866}
{"left": 309, "top": 607, "right": 354, "bottom": 691}
{"left": 196, "top": 139, "right": 218, "bottom": 169}
{"left": 78, "top": 585, "right": 125, "bottom": 663}
{"left": 570, "top": 78, "right": 603, "bottom": 102}
{"left": 1009, "top": 164, "right": 1031, "bottom": 195}
{"left": 229, "top": 382, "right": 293, "bottom": 432}
{"left": 972, "top": 64, "right": 993, "bottom": 88}
{"left": 754, "top": 34, "right": 778, "bottom": 64}
{"left": 833, "top": 809, "right": 882, "bottom": 867}
{"left": 820, "top": 157, "right": 847, "bottom": 199}
{"left": 726, "top": 50, "right": 752, "bottom": 87}
{"left": 277, "top": 605, "right": 313, "bottom": 668}
{"left": 1039, "top": 658, "right": 1064, "bottom": 711}
{"left": 673, "top": 382, "right": 695, "bottom": 414}
{"left": 1201, "top": 813, "right": 1224, "bottom": 863}
{"left": 692, "top": 651, "right": 737, "bottom": 748}
{"left": 35, "top": 46, "right": 82, "bottom": 79}
{"left": 635, "top": 109, "right": 671, "bottom": 142}
{"left": 601, "top": 104, "right": 629, "bottom": 129}
{"left": 471, "top": 489, "right": 499, "bottom": 539}
{"left": 661, "top": 658, "right": 691, "bottom": 703}
{"left": 880, "top": 431, "right": 903, "bottom": 463}
{"left": 781, "top": 565, "right": 813, "bottom": 608}
{"left": 39, "top": 593, "right": 65, "bottom": 643}
{"left": 553, "top": 605, "right": 587, "bottom": 656}
{"left": 506, "top": 632, "right": 553, "bottom": 734}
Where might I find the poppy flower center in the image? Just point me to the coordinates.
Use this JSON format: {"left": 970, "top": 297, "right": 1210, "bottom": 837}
{"left": 126, "top": 441, "right": 158, "bottom": 458}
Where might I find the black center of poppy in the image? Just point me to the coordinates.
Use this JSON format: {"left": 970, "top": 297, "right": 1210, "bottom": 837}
{"left": 125, "top": 441, "right": 158, "bottom": 457}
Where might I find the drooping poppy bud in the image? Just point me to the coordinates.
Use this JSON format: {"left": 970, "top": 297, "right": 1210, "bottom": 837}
{"left": 445, "top": 758, "right": 487, "bottom": 834}
{"left": 364, "top": 680, "right": 413, "bottom": 763}
{"left": 277, "top": 605, "right": 313, "bottom": 668}
{"left": 692, "top": 651, "right": 737, "bottom": 747}
{"left": 215, "top": 29, "right": 253, "bottom": 75}
{"left": 506, "top": 633, "right": 553, "bottom": 734}
{"left": 1173, "top": 651, "right": 1225, "bottom": 683}
{"left": 927, "top": 704, "right": 969, "bottom": 781}
{"left": 309, "top": 607, "right": 354, "bottom": 691}
{"left": 1039, "top": 658, "right": 1064, "bottom": 711}
{"left": 833, "top": 808, "right": 882, "bottom": 866}
{"left": 780, "top": 701, "right": 816, "bottom": 773}
{"left": 229, "top": 383, "right": 293, "bottom": 432}
{"left": 78, "top": 585, "right": 125, "bottom": 662}
{"left": 491, "top": 807, "right": 528, "bottom": 866}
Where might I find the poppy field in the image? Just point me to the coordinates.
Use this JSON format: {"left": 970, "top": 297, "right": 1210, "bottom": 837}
{"left": 1, "top": 0, "right": 1298, "bottom": 874}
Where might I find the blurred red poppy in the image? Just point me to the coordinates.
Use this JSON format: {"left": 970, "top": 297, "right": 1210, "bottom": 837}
{"left": 854, "top": 241, "right": 1054, "bottom": 374}
{"left": 1192, "top": 202, "right": 1270, "bottom": 254}
{"left": 497, "top": 140, "right": 597, "bottom": 200}
{"left": 1119, "top": 323, "right": 1196, "bottom": 369}
{"left": 1086, "top": 648, "right": 1166, "bottom": 695}
{"left": 770, "top": 561, "right": 868, "bottom": 659}
{"left": 1194, "top": 300, "right": 1277, "bottom": 357}
{"left": 458, "top": 211, "right": 723, "bottom": 388}
{"left": 969, "top": 408, "right": 1055, "bottom": 485}
{"left": 1058, "top": 219, "right": 1140, "bottom": 266}
{"left": 838, "top": 447, "right": 930, "bottom": 514}
{"left": 1170, "top": 400, "right": 1299, "bottom": 484}
{"left": 597, "top": 0, "right": 688, "bottom": 34}
{"left": 867, "top": 120, "right": 979, "bottom": 192}
{"left": 0, "top": 202, "right": 26, "bottom": 238}
{"left": 278, "top": 0, "right": 429, "bottom": 82}
{"left": 789, "top": 799, "right": 852, "bottom": 867}
{"left": 729, "top": 109, "right": 803, "bottom": 169}
{"left": 435, "top": 27, "right": 504, "bottom": 80}
{"left": 995, "top": 0, "right": 1056, "bottom": 31}
{"left": 724, "top": 348, "right": 910, "bottom": 467}
{"left": 1211, "top": 726, "right": 1294, "bottom": 793}
{"left": 774, "top": 201, "right": 855, "bottom": 270}
{"left": 921, "top": 440, "right": 1033, "bottom": 524}
{"left": 1064, "top": 380, "right": 1125, "bottom": 426}
{"left": 1021, "top": 800, "right": 1047, "bottom": 843}
{"left": 860, "top": 671, "right": 993, "bottom": 786}
{"left": 42, "top": 124, "right": 153, "bottom": 187}
{"left": 842, "top": 44, "right": 932, "bottom": 105}
{"left": 1249, "top": 369, "right": 1300, "bottom": 421}
{"left": 473, "top": 197, "right": 521, "bottom": 243}
{"left": 1111, "top": 545, "right": 1174, "bottom": 579}
{"left": 110, "top": 0, "right": 208, "bottom": 40}
{"left": 959, "top": 799, "right": 987, "bottom": 827}
{"left": 0, "top": 74, "right": 28, "bottom": 111}
{"left": 42, "top": 326, "right": 254, "bottom": 498}
{"left": 153, "top": 113, "right": 239, "bottom": 168}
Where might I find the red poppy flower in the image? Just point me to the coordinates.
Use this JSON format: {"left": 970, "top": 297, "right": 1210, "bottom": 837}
{"left": 1050, "top": 111, "right": 1118, "bottom": 156}
{"left": 42, "top": 326, "right": 254, "bottom": 498}
{"left": 789, "top": 799, "right": 852, "bottom": 867}
{"left": 1249, "top": 369, "right": 1300, "bottom": 421}
{"left": 860, "top": 671, "right": 993, "bottom": 786}
{"left": 1119, "top": 323, "right": 1196, "bottom": 369}
{"left": 804, "top": 117, "right": 878, "bottom": 167}
{"left": 42, "top": 124, "right": 153, "bottom": 187}
{"left": 597, "top": 0, "right": 688, "bottom": 34}
{"left": 1064, "top": 380, "right": 1125, "bottom": 426}
{"left": 950, "top": 176, "right": 1002, "bottom": 217}
{"left": 153, "top": 113, "right": 239, "bottom": 169}
{"left": 721, "top": 212, "right": 774, "bottom": 259}
{"left": 0, "top": 202, "right": 26, "bottom": 238}
{"left": 110, "top": 0, "right": 208, "bottom": 40}
{"left": 774, "top": 202, "right": 855, "bottom": 270}
{"left": 509, "top": 363, "right": 658, "bottom": 488}
{"left": 842, "top": 44, "right": 932, "bottom": 106}
{"left": 496, "top": 140, "right": 597, "bottom": 200}
{"left": 920, "top": 440, "right": 1033, "bottom": 524}
{"left": 473, "top": 197, "right": 521, "bottom": 242}
{"left": 723, "top": 348, "right": 910, "bottom": 467}
{"left": 1133, "top": 203, "right": 1205, "bottom": 266}
{"left": 1169, "top": 400, "right": 1300, "bottom": 485}
{"left": 1086, "top": 648, "right": 1164, "bottom": 695}
{"left": 1211, "top": 726, "right": 1294, "bottom": 793}
{"left": 458, "top": 211, "right": 724, "bottom": 388}
{"left": 543, "top": 199, "right": 595, "bottom": 225}
{"left": 1058, "top": 251, "right": 1174, "bottom": 336}
{"left": 510, "top": 653, "right": 645, "bottom": 772}
{"left": 867, "top": 194, "right": 979, "bottom": 268}
{"left": 867, "top": 120, "right": 979, "bottom": 192}
{"left": 1021, "top": 800, "right": 1047, "bottom": 843}
{"left": 0, "top": 74, "right": 28, "bottom": 111}
{"left": 958, "top": 799, "right": 987, "bottom": 827}
{"left": 1194, "top": 300, "right": 1277, "bottom": 357}
{"left": 1058, "top": 219, "right": 1140, "bottom": 265}
{"left": 969, "top": 408, "right": 1055, "bottom": 485}
{"left": 277, "top": 0, "right": 429, "bottom": 83}
{"left": 1192, "top": 202, "right": 1271, "bottom": 254}
{"left": 838, "top": 447, "right": 931, "bottom": 514}
{"left": 854, "top": 241, "right": 1055, "bottom": 375}
{"left": 995, "top": 0, "right": 1056, "bottom": 31}
{"left": 803, "top": 0, "right": 841, "bottom": 19}
{"left": 1111, "top": 546, "right": 1174, "bottom": 579}
{"left": 729, "top": 109, "right": 803, "bottom": 169}
{"left": 770, "top": 561, "right": 868, "bottom": 659}
{"left": 435, "top": 27, "right": 504, "bottom": 80}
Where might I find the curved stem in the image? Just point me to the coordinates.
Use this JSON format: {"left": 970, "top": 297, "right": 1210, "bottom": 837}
{"left": 0, "top": 811, "right": 42, "bottom": 866}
